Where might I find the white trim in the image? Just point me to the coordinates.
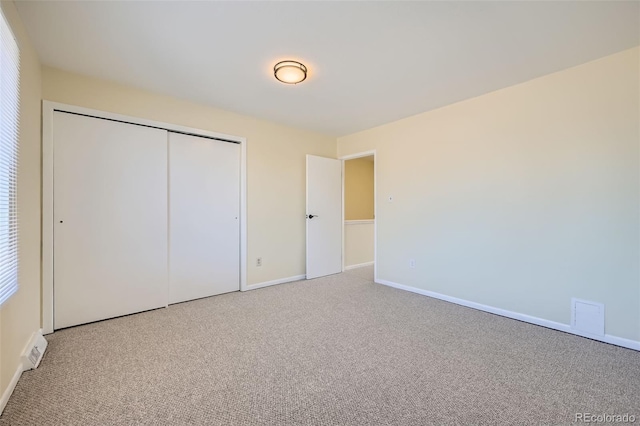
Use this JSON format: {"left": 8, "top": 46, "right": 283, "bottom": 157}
{"left": 373, "top": 155, "right": 377, "bottom": 283}
{"left": 341, "top": 159, "right": 345, "bottom": 273}
{"left": 42, "top": 101, "right": 248, "bottom": 334}
{"left": 42, "top": 103, "right": 54, "bottom": 334}
{"left": 345, "top": 220, "right": 375, "bottom": 225}
{"left": 376, "top": 278, "right": 640, "bottom": 352}
{"left": 339, "top": 150, "right": 377, "bottom": 161}
{"left": 43, "top": 102, "right": 242, "bottom": 141}
{"left": 0, "top": 362, "right": 22, "bottom": 415}
{"left": 246, "top": 274, "right": 306, "bottom": 291}
{"left": 239, "top": 128, "right": 248, "bottom": 293}
{"left": 0, "top": 328, "right": 47, "bottom": 415}
{"left": 344, "top": 261, "right": 374, "bottom": 271}
{"left": 339, "top": 150, "right": 377, "bottom": 283}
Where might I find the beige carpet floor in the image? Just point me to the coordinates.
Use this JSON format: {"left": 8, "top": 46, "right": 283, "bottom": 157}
{"left": 1, "top": 266, "right": 639, "bottom": 425}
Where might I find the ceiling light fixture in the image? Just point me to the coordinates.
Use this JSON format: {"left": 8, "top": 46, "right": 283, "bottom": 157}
{"left": 274, "top": 60, "right": 307, "bottom": 84}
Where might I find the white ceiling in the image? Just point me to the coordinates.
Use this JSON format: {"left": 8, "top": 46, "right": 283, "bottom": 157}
{"left": 15, "top": 1, "right": 640, "bottom": 136}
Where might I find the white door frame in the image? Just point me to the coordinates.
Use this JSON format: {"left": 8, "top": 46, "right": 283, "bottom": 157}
{"left": 41, "top": 101, "right": 248, "bottom": 334}
{"left": 339, "top": 150, "right": 377, "bottom": 282}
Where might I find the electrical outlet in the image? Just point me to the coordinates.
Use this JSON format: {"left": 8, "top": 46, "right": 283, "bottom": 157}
{"left": 256, "top": 257, "right": 262, "bottom": 267}
{"left": 409, "top": 258, "right": 416, "bottom": 268}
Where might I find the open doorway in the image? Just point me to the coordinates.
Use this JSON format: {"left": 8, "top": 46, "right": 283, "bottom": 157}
{"left": 341, "top": 152, "right": 375, "bottom": 279}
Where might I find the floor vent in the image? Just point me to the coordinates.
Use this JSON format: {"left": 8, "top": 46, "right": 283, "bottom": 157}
{"left": 571, "top": 298, "right": 605, "bottom": 337}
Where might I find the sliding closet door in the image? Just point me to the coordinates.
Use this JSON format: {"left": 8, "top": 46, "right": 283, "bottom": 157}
{"left": 53, "top": 112, "right": 168, "bottom": 329}
{"left": 169, "top": 133, "right": 240, "bottom": 304}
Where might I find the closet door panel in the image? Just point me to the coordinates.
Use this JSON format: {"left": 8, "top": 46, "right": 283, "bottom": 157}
{"left": 169, "top": 133, "right": 240, "bottom": 304}
{"left": 53, "top": 112, "right": 169, "bottom": 329}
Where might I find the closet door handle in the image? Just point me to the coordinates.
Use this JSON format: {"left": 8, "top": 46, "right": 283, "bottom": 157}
{"left": 306, "top": 214, "right": 319, "bottom": 219}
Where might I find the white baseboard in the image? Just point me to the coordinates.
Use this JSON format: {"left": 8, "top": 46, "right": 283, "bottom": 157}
{"left": 344, "top": 261, "right": 374, "bottom": 271}
{"left": 0, "top": 362, "right": 22, "bottom": 415}
{"left": 0, "top": 329, "right": 47, "bottom": 414}
{"left": 376, "top": 279, "right": 640, "bottom": 352}
{"left": 246, "top": 274, "right": 306, "bottom": 291}
{"left": 0, "top": 328, "right": 47, "bottom": 415}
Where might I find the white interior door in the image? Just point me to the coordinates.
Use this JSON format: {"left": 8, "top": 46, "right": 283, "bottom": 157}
{"left": 169, "top": 132, "right": 240, "bottom": 304}
{"left": 306, "top": 155, "right": 342, "bottom": 279}
{"left": 53, "top": 112, "right": 168, "bottom": 329}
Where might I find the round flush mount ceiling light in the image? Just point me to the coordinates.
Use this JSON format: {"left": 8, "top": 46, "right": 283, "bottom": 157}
{"left": 274, "top": 60, "right": 307, "bottom": 84}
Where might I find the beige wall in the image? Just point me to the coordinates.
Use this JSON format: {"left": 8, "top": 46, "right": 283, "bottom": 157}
{"left": 338, "top": 47, "right": 640, "bottom": 342}
{"left": 42, "top": 66, "right": 336, "bottom": 286}
{"left": 0, "top": 0, "right": 42, "bottom": 397}
{"left": 344, "top": 222, "right": 374, "bottom": 267}
{"left": 345, "top": 157, "right": 374, "bottom": 220}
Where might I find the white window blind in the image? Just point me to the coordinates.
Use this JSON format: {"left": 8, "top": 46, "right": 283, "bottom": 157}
{"left": 0, "top": 10, "right": 20, "bottom": 305}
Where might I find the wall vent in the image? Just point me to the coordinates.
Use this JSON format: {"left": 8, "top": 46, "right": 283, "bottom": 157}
{"left": 571, "top": 298, "right": 605, "bottom": 337}
{"left": 22, "top": 332, "right": 48, "bottom": 371}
